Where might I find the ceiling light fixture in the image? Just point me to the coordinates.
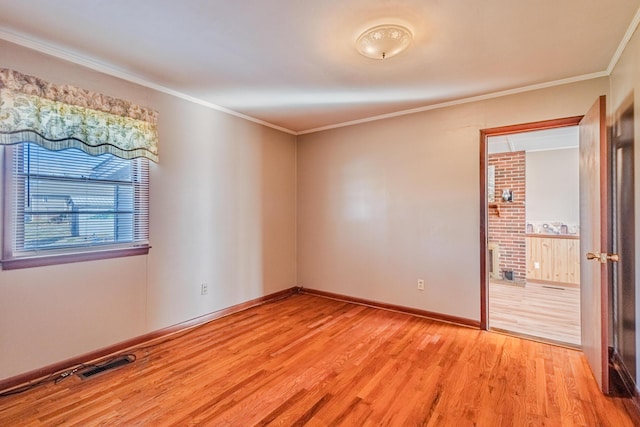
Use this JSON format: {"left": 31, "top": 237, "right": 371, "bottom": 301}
{"left": 356, "top": 24, "right": 413, "bottom": 60}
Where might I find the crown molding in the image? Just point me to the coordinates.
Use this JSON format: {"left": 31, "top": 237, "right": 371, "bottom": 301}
{"left": 0, "top": 28, "right": 298, "bottom": 136}
{"left": 297, "top": 71, "right": 608, "bottom": 135}
{"left": 607, "top": 5, "right": 640, "bottom": 75}
{"left": 300, "top": 5, "right": 640, "bottom": 135}
{"left": 2, "top": 12, "right": 636, "bottom": 138}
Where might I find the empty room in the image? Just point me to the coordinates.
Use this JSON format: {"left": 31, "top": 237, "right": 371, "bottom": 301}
{"left": 1, "top": 1, "right": 640, "bottom": 425}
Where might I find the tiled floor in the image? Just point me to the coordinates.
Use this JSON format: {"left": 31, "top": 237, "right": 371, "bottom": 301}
{"left": 489, "top": 280, "right": 581, "bottom": 346}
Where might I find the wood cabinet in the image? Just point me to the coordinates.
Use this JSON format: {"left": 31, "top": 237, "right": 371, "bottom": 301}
{"left": 526, "top": 235, "right": 580, "bottom": 286}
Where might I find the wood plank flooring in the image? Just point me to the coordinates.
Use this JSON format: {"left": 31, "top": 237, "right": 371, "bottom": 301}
{"left": 0, "top": 293, "right": 636, "bottom": 426}
{"left": 489, "top": 280, "right": 581, "bottom": 346}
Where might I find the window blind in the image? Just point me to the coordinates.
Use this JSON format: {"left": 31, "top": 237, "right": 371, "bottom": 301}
{"left": 5, "top": 143, "right": 149, "bottom": 259}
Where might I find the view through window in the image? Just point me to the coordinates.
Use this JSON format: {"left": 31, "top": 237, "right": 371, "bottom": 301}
{"left": 3, "top": 143, "right": 149, "bottom": 267}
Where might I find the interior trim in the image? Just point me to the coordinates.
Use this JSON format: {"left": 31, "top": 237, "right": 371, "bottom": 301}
{"left": 300, "top": 287, "right": 480, "bottom": 328}
{"left": 0, "top": 29, "right": 297, "bottom": 136}
{"left": 0, "top": 29, "right": 613, "bottom": 137}
{"left": 1, "top": 5, "right": 639, "bottom": 136}
{"left": 0, "top": 286, "right": 301, "bottom": 394}
{"left": 609, "top": 347, "right": 640, "bottom": 422}
{"left": 491, "top": 327, "right": 580, "bottom": 350}
{"left": 610, "top": 347, "right": 638, "bottom": 397}
{"left": 1, "top": 246, "right": 151, "bottom": 270}
{"left": 607, "top": 5, "right": 640, "bottom": 74}
{"left": 595, "top": 95, "right": 612, "bottom": 394}
{"left": 479, "top": 116, "right": 584, "bottom": 330}
{"left": 298, "top": 84, "right": 603, "bottom": 135}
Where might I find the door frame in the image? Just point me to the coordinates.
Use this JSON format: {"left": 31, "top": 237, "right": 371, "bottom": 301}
{"left": 479, "top": 116, "right": 584, "bottom": 330}
{"left": 610, "top": 94, "right": 636, "bottom": 395}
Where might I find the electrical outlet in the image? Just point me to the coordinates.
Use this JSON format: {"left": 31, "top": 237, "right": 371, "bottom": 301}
{"left": 200, "top": 283, "right": 209, "bottom": 295}
{"left": 534, "top": 262, "right": 540, "bottom": 269}
{"left": 417, "top": 279, "right": 425, "bottom": 290}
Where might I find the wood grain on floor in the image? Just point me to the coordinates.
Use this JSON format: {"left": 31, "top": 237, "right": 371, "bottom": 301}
{"left": 1, "top": 293, "right": 634, "bottom": 426}
{"left": 489, "top": 280, "right": 580, "bottom": 346}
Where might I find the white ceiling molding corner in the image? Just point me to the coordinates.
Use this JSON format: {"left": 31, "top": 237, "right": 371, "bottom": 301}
{"left": 297, "top": 71, "right": 608, "bottom": 135}
{"left": 607, "top": 5, "right": 640, "bottom": 74}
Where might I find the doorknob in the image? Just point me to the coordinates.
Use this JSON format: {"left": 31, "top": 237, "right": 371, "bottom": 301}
{"left": 586, "top": 252, "right": 620, "bottom": 263}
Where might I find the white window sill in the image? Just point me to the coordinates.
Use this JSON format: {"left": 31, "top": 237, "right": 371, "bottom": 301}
{"left": 1, "top": 245, "right": 150, "bottom": 270}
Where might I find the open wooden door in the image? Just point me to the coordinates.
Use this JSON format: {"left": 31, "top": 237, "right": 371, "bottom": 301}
{"left": 579, "top": 95, "right": 614, "bottom": 394}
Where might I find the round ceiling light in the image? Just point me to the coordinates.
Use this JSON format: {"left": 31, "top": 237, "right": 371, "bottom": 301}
{"left": 356, "top": 24, "right": 413, "bottom": 60}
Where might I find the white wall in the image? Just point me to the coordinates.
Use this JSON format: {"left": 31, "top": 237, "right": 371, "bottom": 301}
{"left": 297, "top": 78, "right": 608, "bottom": 321}
{"left": 526, "top": 148, "right": 580, "bottom": 226}
{"left": 609, "top": 23, "right": 640, "bottom": 388}
{"left": 0, "top": 40, "right": 297, "bottom": 380}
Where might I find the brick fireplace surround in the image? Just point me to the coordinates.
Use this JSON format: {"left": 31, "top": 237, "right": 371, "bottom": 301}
{"left": 488, "top": 151, "right": 526, "bottom": 282}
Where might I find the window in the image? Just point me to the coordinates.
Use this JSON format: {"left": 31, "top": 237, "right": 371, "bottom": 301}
{"left": 2, "top": 142, "right": 150, "bottom": 269}
{"left": 0, "top": 68, "right": 158, "bottom": 269}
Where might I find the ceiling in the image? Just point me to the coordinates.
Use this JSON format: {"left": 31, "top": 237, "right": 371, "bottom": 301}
{"left": 0, "top": 1, "right": 638, "bottom": 134}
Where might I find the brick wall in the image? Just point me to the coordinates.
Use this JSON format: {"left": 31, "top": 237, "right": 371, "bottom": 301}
{"left": 488, "top": 151, "right": 526, "bottom": 281}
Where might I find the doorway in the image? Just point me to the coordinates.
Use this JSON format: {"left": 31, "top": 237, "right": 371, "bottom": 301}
{"left": 484, "top": 126, "right": 582, "bottom": 346}
{"left": 481, "top": 99, "right": 636, "bottom": 396}
{"left": 479, "top": 117, "right": 583, "bottom": 334}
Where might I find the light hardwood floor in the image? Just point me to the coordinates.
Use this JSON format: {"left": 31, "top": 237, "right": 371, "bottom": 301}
{"left": 489, "top": 280, "right": 581, "bottom": 346}
{"left": 0, "top": 293, "right": 635, "bottom": 426}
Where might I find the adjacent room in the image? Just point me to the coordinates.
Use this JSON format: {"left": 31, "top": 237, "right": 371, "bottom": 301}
{"left": 487, "top": 127, "right": 582, "bottom": 346}
{"left": 1, "top": 1, "right": 640, "bottom": 425}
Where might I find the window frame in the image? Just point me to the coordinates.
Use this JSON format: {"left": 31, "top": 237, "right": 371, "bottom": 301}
{"left": 1, "top": 143, "right": 150, "bottom": 270}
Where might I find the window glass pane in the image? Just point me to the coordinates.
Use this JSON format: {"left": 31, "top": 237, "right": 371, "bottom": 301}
{"left": 5, "top": 142, "right": 149, "bottom": 262}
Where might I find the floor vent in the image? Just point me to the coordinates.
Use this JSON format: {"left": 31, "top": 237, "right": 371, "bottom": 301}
{"left": 77, "top": 355, "right": 134, "bottom": 380}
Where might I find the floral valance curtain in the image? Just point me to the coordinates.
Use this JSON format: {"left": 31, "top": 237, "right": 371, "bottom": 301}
{"left": 0, "top": 68, "right": 158, "bottom": 162}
